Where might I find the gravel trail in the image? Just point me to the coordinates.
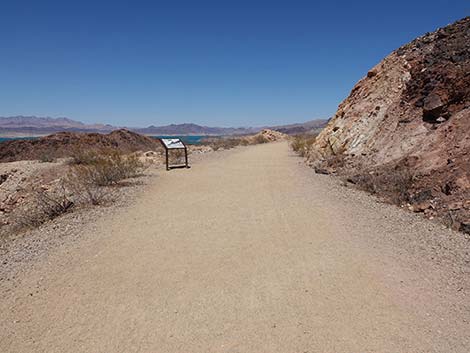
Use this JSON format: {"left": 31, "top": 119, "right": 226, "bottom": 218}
{"left": 1, "top": 142, "right": 469, "bottom": 352}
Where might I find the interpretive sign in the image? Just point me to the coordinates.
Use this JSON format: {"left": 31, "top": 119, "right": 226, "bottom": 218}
{"left": 161, "top": 138, "right": 185, "bottom": 149}
{"left": 159, "top": 138, "right": 190, "bottom": 170}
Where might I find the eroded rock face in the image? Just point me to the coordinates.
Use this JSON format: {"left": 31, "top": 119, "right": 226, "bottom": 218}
{"left": 310, "top": 17, "right": 470, "bottom": 230}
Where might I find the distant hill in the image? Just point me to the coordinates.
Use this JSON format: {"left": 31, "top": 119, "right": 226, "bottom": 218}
{"left": 0, "top": 116, "right": 114, "bottom": 133}
{"left": 0, "top": 129, "right": 162, "bottom": 162}
{"left": 134, "top": 123, "right": 258, "bottom": 136}
{"left": 0, "top": 116, "right": 115, "bottom": 137}
{"left": 0, "top": 116, "right": 327, "bottom": 137}
{"left": 269, "top": 119, "right": 329, "bottom": 135}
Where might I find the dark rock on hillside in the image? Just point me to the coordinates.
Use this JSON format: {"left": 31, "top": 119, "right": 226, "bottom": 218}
{"left": 0, "top": 129, "right": 162, "bottom": 162}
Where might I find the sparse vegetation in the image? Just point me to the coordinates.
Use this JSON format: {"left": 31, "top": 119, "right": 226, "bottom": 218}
{"left": 39, "top": 151, "right": 55, "bottom": 163}
{"left": 346, "top": 167, "right": 415, "bottom": 205}
{"left": 201, "top": 137, "right": 248, "bottom": 151}
{"left": 14, "top": 183, "right": 74, "bottom": 229}
{"left": 36, "top": 184, "right": 74, "bottom": 220}
{"left": 202, "top": 130, "right": 281, "bottom": 151}
{"left": 69, "top": 149, "right": 144, "bottom": 186}
{"left": 69, "top": 148, "right": 101, "bottom": 165}
{"left": 169, "top": 148, "right": 187, "bottom": 165}
{"left": 5, "top": 149, "right": 147, "bottom": 234}
{"left": 253, "top": 134, "right": 269, "bottom": 144}
{"left": 66, "top": 169, "right": 108, "bottom": 206}
{"left": 290, "top": 134, "right": 317, "bottom": 157}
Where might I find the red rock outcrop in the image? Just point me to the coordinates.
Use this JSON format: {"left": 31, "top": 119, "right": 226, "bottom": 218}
{"left": 310, "top": 17, "right": 470, "bottom": 231}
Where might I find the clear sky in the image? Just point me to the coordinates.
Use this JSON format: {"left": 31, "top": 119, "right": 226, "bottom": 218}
{"left": 0, "top": 1, "right": 468, "bottom": 127}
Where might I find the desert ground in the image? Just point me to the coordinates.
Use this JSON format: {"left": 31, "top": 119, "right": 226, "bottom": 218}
{"left": 1, "top": 142, "right": 469, "bottom": 353}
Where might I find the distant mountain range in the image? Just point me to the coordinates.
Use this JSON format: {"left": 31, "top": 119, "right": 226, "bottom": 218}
{"left": 133, "top": 123, "right": 260, "bottom": 136}
{"left": 0, "top": 116, "right": 328, "bottom": 137}
{"left": 268, "top": 119, "right": 328, "bottom": 135}
{"left": 0, "top": 116, "right": 114, "bottom": 131}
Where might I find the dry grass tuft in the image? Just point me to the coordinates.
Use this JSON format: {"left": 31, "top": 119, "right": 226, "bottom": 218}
{"left": 290, "top": 134, "right": 317, "bottom": 157}
{"left": 9, "top": 149, "right": 146, "bottom": 233}
{"left": 346, "top": 167, "right": 415, "bottom": 205}
{"left": 202, "top": 137, "right": 248, "bottom": 151}
{"left": 69, "top": 149, "right": 144, "bottom": 187}
{"left": 253, "top": 134, "right": 269, "bottom": 144}
{"left": 14, "top": 183, "right": 74, "bottom": 229}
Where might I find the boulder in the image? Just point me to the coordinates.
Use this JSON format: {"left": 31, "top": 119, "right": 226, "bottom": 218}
{"left": 458, "top": 221, "right": 470, "bottom": 234}
{"left": 423, "top": 93, "right": 446, "bottom": 122}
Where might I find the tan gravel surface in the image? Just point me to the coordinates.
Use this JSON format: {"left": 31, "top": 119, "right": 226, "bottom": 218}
{"left": 1, "top": 142, "right": 469, "bottom": 352}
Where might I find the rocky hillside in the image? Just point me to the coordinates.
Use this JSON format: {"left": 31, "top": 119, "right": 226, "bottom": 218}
{"left": 310, "top": 17, "right": 470, "bottom": 231}
{"left": 0, "top": 130, "right": 163, "bottom": 162}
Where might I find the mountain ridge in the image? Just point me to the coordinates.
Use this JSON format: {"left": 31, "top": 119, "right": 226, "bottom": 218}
{"left": 0, "top": 116, "right": 327, "bottom": 137}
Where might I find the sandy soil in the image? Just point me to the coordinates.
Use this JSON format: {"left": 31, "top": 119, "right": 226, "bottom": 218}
{"left": 1, "top": 142, "right": 469, "bottom": 353}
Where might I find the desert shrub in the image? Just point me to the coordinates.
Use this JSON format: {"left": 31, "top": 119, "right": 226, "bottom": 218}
{"left": 291, "top": 135, "right": 316, "bottom": 157}
{"left": 202, "top": 137, "right": 245, "bottom": 151}
{"left": 221, "top": 138, "right": 244, "bottom": 149}
{"left": 201, "top": 133, "right": 271, "bottom": 151}
{"left": 170, "top": 149, "right": 186, "bottom": 164}
{"left": 443, "top": 209, "right": 459, "bottom": 230}
{"left": 39, "top": 152, "right": 55, "bottom": 163}
{"left": 68, "top": 149, "right": 144, "bottom": 187}
{"left": 291, "top": 136, "right": 304, "bottom": 153}
{"left": 252, "top": 134, "right": 269, "bottom": 144}
{"left": 69, "top": 148, "right": 101, "bottom": 165}
{"left": 239, "top": 138, "right": 249, "bottom": 146}
{"left": 66, "top": 169, "right": 108, "bottom": 205}
{"left": 15, "top": 184, "right": 74, "bottom": 228}
{"left": 6, "top": 150, "right": 145, "bottom": 234}
{"left": 347, "top": 167, "right": 415, "bottom": 205}
{"left": 36, "top": 184, "right": 74, "bottom": 219}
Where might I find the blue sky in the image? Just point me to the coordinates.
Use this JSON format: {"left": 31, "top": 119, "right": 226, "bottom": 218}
{"left": 0, "top": 1, "right": 468, "bottom": 127}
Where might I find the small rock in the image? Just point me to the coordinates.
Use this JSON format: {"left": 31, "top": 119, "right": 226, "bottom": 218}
{"left": 0, "top": 174, "right": 8, "bottom": 185}
{"left": 314, "top": 166, "right": 335, "bottom": 175}
{"left": 409, "top": 201, "right": 431, "bottom": 212}
{"left": 367, "top": 69, "right": 378, "bottom": 78}
{"left": 459, "top": 221, "right": 470, "bottom": 234}
{"left": 448, "top": 202, "right": 463, "bottom": 210}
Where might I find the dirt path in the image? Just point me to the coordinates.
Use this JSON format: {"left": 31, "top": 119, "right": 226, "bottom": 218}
{"left": 1, "top": 142, "right": 469, "bottom": 353}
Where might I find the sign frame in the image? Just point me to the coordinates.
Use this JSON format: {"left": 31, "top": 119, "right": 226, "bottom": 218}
{"left": 159, "top": 138, "right": 190, "bottom": 171}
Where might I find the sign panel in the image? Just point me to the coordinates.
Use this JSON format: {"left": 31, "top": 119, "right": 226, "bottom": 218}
{"left": 161, "top": 138, "right": 185, "bottom": 149}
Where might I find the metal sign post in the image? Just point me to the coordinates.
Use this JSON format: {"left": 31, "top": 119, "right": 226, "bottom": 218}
{"left": 159, "top": 138, "right": 190, "bottom": 171}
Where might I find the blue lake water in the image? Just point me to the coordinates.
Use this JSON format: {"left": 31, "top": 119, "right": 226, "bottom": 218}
{"left": 151, "top": 135, "right": 208, "bottom": 145}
